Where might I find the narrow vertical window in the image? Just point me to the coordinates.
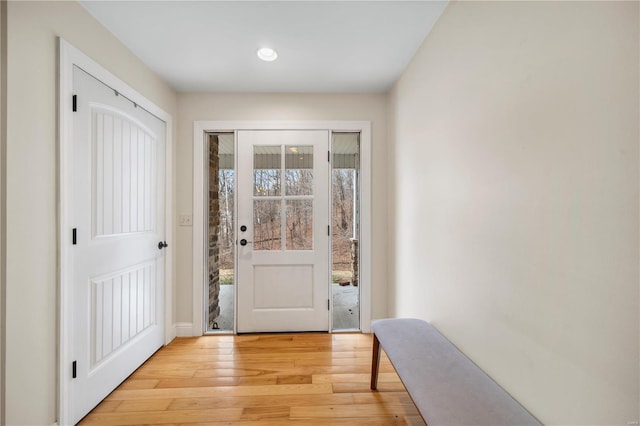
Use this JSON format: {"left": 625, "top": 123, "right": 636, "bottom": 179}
{"left": 331, "top": 132, "right": 360, "bottom": 331}
{"left": 207, "top": 133, "right": 235, "bottom": 332}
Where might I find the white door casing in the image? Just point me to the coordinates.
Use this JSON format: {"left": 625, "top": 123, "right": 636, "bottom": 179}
{"left": 237, "top": 130, "right": 330, "bottom": 332}
{"left": 59, "top": 39, "right": 173, "bottom": 425}
{"left": 192, "top": 121, "right": 371, "bottom": 336}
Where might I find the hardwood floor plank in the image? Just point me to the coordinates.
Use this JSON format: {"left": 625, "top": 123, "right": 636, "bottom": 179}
{"left": 157, "top": 347, "right": 235, "bottom": 355}
{"left": 290, "top": 402, "right": 418, "bottom": 419}
{"left": 114, "top": 398, "right": 173, "bottom": 412}
{"left": 166, "top": 361, "right": 295, "bottom": 371}
{"left": 166, "top": 393, "right": 357, "bottom": 411}
{"left": 294, "top": 356, "right": 372, "bottom": 367}
{"left": 132, "top": 368, "right": 197, "bottom": 379}
{"left": 190, "top": 363, "right": 394, "bottom": 379}
{"left": 118, "top": 378, "right": 161, "bottom": 390}
{"left": 80, "top": 408, "right": 243, "bottom": 425}
{"left": 172, "top": 418, "right": 410, "bottom": 426}
{"left": 352, "top": 391, "right": 416, "bottom": 405}
{"left": 240, "top": 406, "right": 290, "bottom": 420}
{"left": 332, "top": 381, "right": 408, "bottom": 393}
{"left": 155, "top": 377, "right": 244, "bottom": 388}
{"left": 276, "top": 374, "right": 312, "bottom": 384}
{"left": 106, "top": 383, "right": 333, "bottom": 401}
{"left": 313, "top": 372, "right": 402, "bottom": 384}
{"left": 152, "top": 376, "right": 283, "bottom": 388}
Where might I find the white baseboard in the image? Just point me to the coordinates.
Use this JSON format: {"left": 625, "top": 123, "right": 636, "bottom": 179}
{"left": 175, "top": 322, "right": 194, "bottom": 337}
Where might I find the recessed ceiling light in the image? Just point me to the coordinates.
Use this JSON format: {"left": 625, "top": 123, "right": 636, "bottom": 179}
{"left": 257, "top": 47, "right": 278, "bottom": 62}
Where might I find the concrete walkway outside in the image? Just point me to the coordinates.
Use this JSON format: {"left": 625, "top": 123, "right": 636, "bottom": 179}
{"left": 211, "top": 283, "right": 359, "bottom": 332}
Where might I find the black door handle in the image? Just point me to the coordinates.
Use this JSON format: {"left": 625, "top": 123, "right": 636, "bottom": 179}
{"left": 158, "top": 241, "right": 168, "bottom": 250}
{"left": 240, "top": 239, "right": 253, "bottom": 246}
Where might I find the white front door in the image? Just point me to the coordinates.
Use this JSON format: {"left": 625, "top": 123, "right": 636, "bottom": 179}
{"left": 71, "top": 65, "right": 165, "bottom": 422}
{"left": 237, "top": 130, "right": 329, "bottom": 332}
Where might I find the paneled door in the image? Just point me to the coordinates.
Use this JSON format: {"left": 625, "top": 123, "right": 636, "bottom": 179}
{"left": 71, "top": 65, "right": 166, "bottom": 422}
{"left": 237, "top": 130, "right": 330, "bottom": 332}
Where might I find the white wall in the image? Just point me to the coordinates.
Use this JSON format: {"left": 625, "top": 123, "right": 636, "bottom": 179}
{"left": 387, "top": 1, "right": 639, "bottom": 425}
{"left": 176, "top": 93, "right": 388, "bottom": 325}
{"left": 5, "top": 2, "right": 177, "bottom": 424}
{"left": 0, "top": 1, "right": 6, "bottom": 423}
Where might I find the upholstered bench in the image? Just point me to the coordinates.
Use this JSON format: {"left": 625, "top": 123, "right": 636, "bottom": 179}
{"left": 371, "top": 318, "right": 541, "bottom": 426}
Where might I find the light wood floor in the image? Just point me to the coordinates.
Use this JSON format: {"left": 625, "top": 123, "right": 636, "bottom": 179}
{"left": 80, "top": 333, "right": 425, "bottom": 425}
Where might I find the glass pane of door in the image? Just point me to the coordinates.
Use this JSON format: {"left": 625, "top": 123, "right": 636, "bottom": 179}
{"left": 253, "top": 199, "right": 282, "bottom": 250}
{"left": 331, "top": 132, "right": 360, "bottom": 331}
{"left": 285, "top": 145, "right": 313, "bottom": 196}
{"left": 207, "top": 133, "right": 235, "bottom": 332}
{"left": 286, "top": 199, "right": 313, "bottom": 250}
{"left": 254, "top": 145, "right": 281, "bottom": 196}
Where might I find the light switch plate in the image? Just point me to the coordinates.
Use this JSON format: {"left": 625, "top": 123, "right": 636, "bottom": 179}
{"left": 179, "top": 214, "right": 192, "bottom": 226}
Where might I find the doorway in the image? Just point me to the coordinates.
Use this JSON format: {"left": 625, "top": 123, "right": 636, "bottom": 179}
{"left": 236, "top": 130, "right": 330, "bottom": 332}
{"left": 192, "top": 121, "right": 372, "bottom": 335}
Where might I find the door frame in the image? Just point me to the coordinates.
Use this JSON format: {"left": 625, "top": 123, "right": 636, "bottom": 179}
{"left": 58, "top": 39, "right": 174, "bottom": 425}
{"left": 192, "top": 121, "right": 372, "bottom": 336}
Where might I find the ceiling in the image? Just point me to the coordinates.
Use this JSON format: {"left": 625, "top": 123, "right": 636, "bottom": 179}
{"left": 80, "top": 1, "right": 448, "bottom": 93}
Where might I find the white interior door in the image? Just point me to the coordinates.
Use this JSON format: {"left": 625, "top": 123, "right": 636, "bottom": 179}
{"left": 237, "top": 130, "right": 329, "bottom": 332}
{"left": 71, "top": 65, "right": 165, "bottom": 422}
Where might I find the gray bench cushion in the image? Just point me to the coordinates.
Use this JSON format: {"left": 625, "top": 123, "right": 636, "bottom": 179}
{"left": 372, "top": 318, "right": 541, "bottom": 426}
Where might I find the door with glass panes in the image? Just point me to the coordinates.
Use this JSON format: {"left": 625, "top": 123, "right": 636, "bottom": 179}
{"left": 237, "top": 130, "right": 329, "bottom": 332}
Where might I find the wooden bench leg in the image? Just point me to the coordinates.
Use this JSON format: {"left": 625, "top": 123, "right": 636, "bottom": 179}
{"left": 371, "top": 333, "right": 381, "bottom": 390}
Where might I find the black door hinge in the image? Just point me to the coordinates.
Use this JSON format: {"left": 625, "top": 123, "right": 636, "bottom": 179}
{"left": 72, "top": 95, "right": 77, "bottom": 112}
{"left": 327, "top": 225, "right": 330, "bottom": 236}
{"left": 72, "top": 228, "right": 77, "bottom": 245}
{"left": 72, "top": 361, "right": 77, "bottom": 379}
{"left": 328, "top": 299, "right": 330, "bottom": 310}
{"left": 328, "top": 151, "right": 330, "bottom": 162}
